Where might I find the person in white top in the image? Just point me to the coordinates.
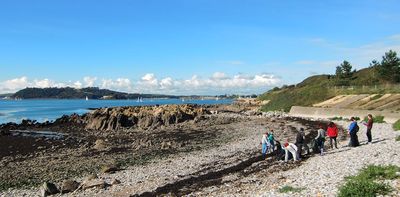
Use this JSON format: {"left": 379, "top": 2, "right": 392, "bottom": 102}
{"left": 261, "top": 132, "right": 270, "bottom": 159}
{"left": 283, "top": 142, "right": 298, "bottom": 162}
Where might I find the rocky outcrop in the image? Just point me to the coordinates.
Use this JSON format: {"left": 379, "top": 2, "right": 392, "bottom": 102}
{"left": 83, "top": 104, "right": 209, "bottom": 131}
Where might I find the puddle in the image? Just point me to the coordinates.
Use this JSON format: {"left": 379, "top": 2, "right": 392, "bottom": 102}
{"left": 10, "top": 130, "right": 65, "bottom": 140}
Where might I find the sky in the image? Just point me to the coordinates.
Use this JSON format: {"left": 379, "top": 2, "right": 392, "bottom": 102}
{"left": 1, "top": 0, "right": 400, "bottom": 95}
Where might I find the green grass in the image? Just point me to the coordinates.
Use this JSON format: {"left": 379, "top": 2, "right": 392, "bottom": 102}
{"left": 396, "top": 136, "right": 400, "bottom": 141}
{"left": 278, "top": 185, "right": 304, "bottom": 193}
{"left": 393, "top": 119, "right": 400, "bottom": 131}
{"left": 258, "top": 67, "right": 400, "bottom": 112}
{"left": 338, "top": 165, "right": 399, "bottom": 197}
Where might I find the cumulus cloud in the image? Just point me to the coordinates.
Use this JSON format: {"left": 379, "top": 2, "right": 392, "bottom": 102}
{"left": 0, "top": 72, "right": 281, "bottom": 95}
{"left": 83, "top": 77, "right": 97, "bottom": 87}
{"left": 100, "top": 78, "right": 132, "bottom": 92}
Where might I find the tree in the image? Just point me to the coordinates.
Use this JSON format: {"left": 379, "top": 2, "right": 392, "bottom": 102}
{"left": 335, "top": 60, "right": 354, "bottom": 85}
{"left": 341, "top": 61, "right": 353, "bottom": 78}
{"left": 371, "top": 50, "right": 400, "bottom": 83}
{"left": 335, "top": 61, "right": 353, "bottom": 79}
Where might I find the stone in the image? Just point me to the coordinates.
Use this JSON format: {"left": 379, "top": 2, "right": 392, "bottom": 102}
{"left": 61, "top": 180, "right": 80, "bottom": 193}
{"left": 101, "top": 165, "right": 119, "bottom": 174}
{"left": 93, "top": 139, "right": 107, "bottom": 150}
{"left": 111, "top": 179, "right": 121, "bottom": 185}
{"left": 41, "top": 182, "right": 59, "bottom": 196}
{"left": 82, "top": 179, "right": 108, "bottom": 190}
{"left": 84, "top": 174, "right": 98, "bottom": 182}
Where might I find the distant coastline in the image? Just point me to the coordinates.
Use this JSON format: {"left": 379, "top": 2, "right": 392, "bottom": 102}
{"left": 2, "top": 87, "right": 254, "bottom": 100}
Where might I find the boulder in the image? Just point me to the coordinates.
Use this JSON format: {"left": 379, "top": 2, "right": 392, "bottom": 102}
{"left": 41, "top": 182, "right": 59, "bottom": 197}
{"left": 61, "top": 180, "right": 80, "bottom": 193}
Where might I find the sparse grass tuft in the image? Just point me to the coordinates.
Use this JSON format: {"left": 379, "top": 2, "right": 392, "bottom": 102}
{"left": 278, "top": 185, "right": 304, "bottom": 193}
{"left": 393, "top": 119, "right": 400, "bottom": 131}
{"left": 370, "top": 94, "right": 383, "bottom": 100}
{"left": 396, "top": 136, "right": 400, "bottom": 141}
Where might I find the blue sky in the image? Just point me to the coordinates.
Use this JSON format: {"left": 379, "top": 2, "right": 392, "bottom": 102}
{"left": 1, "top": 0, "right": 400, "bottom": 94}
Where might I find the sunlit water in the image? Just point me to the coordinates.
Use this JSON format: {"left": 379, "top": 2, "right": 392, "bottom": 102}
{"left": 0, "top": 99, "right": 233, "bottom": 124}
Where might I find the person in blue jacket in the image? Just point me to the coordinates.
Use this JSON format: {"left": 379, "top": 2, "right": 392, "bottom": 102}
{"left": 348, "top": 117, "right": 360, "bottom": 147}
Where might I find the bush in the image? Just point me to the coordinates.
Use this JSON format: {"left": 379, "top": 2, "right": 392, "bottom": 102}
{"left": 330, "top": 116, "right": 343, "bottom": 121}
{"left": 396, "top": 136, "right": 400, "bottom": 141}
{"left": 363, "top": 115, "right": 385, "bottom": 123}
{"left": 393, "top": 119, "right": 400, "bottom": 131}
{"left": 338, "top": 178, "right": 391, "bottom": 197}
{"left": 338, "top": 165, "right": 399, "bottom": 197}
{"left": 278, "top": 185, "right": 304, "bottom": 193}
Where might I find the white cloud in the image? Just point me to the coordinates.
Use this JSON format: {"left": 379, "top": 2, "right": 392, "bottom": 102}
{"left": 0, "top": 76, "right": 29, "bottom": 93}
{"left": 0, "top": 72, "right": 281, "bottom": 95}
{"left": 73, "top": 81, "right": 82, "bottom": 89}
{"left": 83, "top": 77, "right": 97, "bottom": 87}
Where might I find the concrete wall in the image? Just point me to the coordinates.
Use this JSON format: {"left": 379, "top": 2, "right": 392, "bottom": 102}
{"left": 289, "top": 106, "right": 400, "bottom": 123}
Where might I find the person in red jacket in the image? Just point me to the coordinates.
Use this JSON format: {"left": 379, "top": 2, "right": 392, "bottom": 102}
{"left": 327, "top": 122, "right": 338, "bottom": 149}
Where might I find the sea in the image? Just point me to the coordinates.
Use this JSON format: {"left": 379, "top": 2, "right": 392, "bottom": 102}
{"left": 0, "top": 99, "right": 233, "bottom": 124}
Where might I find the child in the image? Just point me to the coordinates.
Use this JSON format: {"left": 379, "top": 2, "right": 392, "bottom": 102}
{"left": 261, "top": 132, "right": 270, "bottom": 158}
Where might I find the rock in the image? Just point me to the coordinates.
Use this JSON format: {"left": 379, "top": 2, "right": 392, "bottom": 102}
{"left": 82, "top": 179, "right": 108, "bottom": 190}
{"left": 93, "top": 139, "right": 107, "bottom": 150}
{"left": 84, "top": 174, "right": 98, "bottom": 182}
{"left": 41, "top": 182, "right": 59, "bottom": 196}
{"left": 61, "top": 180, "right": 80, "bottom": 193}
{"left": 84, "top": 104, "right": 209, "bottom": 131}
{"left": 111, "top": 179, "right": 121, "bottom": 185}
{"left": 101, "top": 165, "right": 119, "bottom": 174}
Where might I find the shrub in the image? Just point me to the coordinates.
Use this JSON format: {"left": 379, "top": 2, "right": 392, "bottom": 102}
{"left": 278, "top": 185, "right": 304, "bottom": 193}
{"left": 338, "top": 178, "right": 391, "bottom": 197}
{"left": 396, "top": 136, "right": 400, "bottom": 141}
{"left": 374, "top": 115, "right": 385, "bottom": 123}
{"left": 393, "top": 119, "right": 400, "bottom": 131}
{"left": 338, "top": 165, "right": 399, "bottom": 197}
{"left": 363, "top": 115, "right": 385, "bottom": 123}
{"left": 330, "top": 116, "right": 343, "bottom": 121}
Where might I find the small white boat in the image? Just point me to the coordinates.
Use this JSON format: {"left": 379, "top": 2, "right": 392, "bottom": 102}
{"left": 85, "top": 96, "right": 89, "bottom": 101}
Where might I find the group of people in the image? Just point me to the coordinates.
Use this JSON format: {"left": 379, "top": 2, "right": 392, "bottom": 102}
{"left": 260, "top": 114, "right": 374, "bottom": 162}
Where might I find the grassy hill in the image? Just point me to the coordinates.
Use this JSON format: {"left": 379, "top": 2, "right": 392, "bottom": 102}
{"left": 259, "top": 67, "right": 400, "bottom": 112}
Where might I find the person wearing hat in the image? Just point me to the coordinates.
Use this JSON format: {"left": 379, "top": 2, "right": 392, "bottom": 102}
{"left": 261, "top": 131, "right": 270, "bottom": 159}
{"left": 283, "top": 141, "right": 298, "bottom": 162}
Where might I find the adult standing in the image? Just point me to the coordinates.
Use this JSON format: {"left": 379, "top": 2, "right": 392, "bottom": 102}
{"left": 315, "top": 124, "right": 326, "bottom": 155}
{"left": 327, "top": 122, "right": 339, "bottom": 149}
{"left": 363, "top": 114, "right": 374, "bottom": 145}
{"left": 268, "top": 131, "right": 275, "bottom": 153}
{"left": 295, "top": 128, "right": 306, "bottom": 158}
{"left": 348, "top": 117, "right": 360, "bottom": 147}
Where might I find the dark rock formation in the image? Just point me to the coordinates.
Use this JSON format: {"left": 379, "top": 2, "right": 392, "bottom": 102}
{"left": 83, "top": 104, "right": 209, "bottom": 131}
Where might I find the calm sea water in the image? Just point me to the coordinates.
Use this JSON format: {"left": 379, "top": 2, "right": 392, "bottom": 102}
{"left": 0, "top": 99, "right": 233, "bottom": 124}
